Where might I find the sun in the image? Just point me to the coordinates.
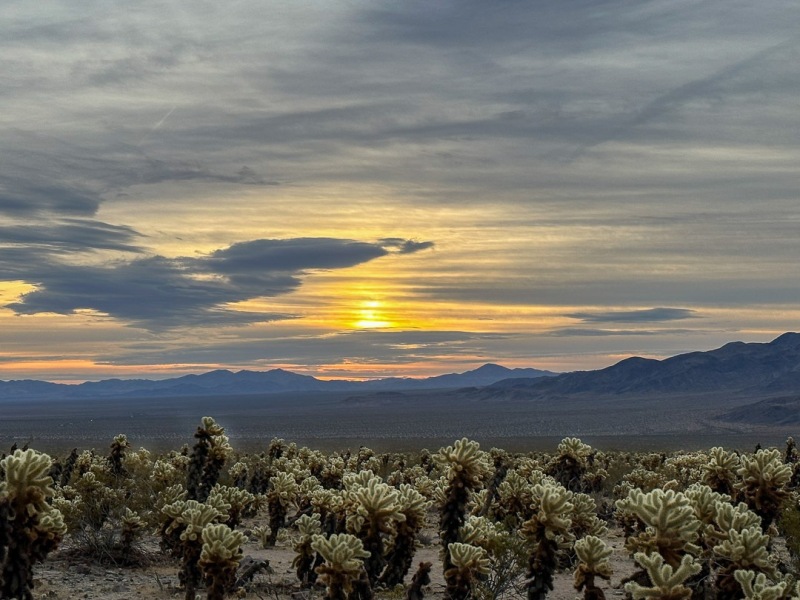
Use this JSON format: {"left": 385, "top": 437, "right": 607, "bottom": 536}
{"left": 354, "top": 300, "right": 393, "bottom": 329}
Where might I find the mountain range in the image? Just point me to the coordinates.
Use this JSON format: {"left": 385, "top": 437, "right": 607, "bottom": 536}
{"left": 2, "top": 334, "right": 799, "bottom": 448}
{"left": 478, "top": 332, "right": 800, "bottom": 400}
{"left": 0, "top": 363, "right": 556, "bottom": 401}
{"left": 2, "top": 333, "right": 799, "bottom": 431}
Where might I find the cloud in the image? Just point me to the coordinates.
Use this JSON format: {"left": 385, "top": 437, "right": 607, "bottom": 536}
{"left": 201, "top": 238, "right": 389, "bottom": 274}
{"left": 566, "top": 308, "right": 699, "bottom": 323}
{"left": 548, "top": 328, "right": 700, "bottom": 338}
{"left": 0, "top": 219, "right": 143, "bottom": 254}
{"left": 4, "top": 237, "right": 433, "bottom": 329}
{"left": 103, "top": 329, "right": 508, "bottom": 367}
{"left": 379, "top": 238, "right": 435, "bottom": 254}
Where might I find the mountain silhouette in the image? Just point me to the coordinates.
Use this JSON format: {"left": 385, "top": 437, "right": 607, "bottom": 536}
{"left": 0, "top": 363, "right": 555, "bottom": 400}
{"left": 480, "top": 332, "right": 800, "bottom": 403}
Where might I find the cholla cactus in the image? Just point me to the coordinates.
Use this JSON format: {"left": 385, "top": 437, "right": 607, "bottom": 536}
{"left": 311, "top": 533, "right": 371, "bottom": 600}
{"left": 312, "top": 487, "right": 346, "bottom": 535}
{"left": 346, "top": 478, "right": 406, "bottom": 584}
{"left": 496, "top": 469, "right": 539, "bottom": 525}
{"left": 55, "top": 448, "right": 79, "bottom": 487}
{"left": 662, "top": 452, "right": 709, "bottom": 489}
{"left": 198, "top": 523, "right": 246, "bottom": 600}
{"left": 624, "top": 552, "right": 701, "bottom": 600}
{"left": 379, "top": 483, "right": 430, "bottom": 588}
{"left": 108, "top": 434, "right": 130, "bottom": 477}
{"left": 435, "top": 438, "right": 491, "bottom": 488}
{"left": 571, "top": 493, "right": 608, "bottom": 539}
{"left": 703, "top": 447, "right": 740, "bottom": 496}
{"left": 207, "top": 485, "right": 255, "bottom": 529}
{"left": 320, "top": 455, "right": 346, "bottom": 489}
{"left": 735, "top": 448, "right": 792, "bottom": 528}
{"left": 292, "top": 513, "right": 323, "bottom": 584}
{"left": 477, "top": 448, "right": 510, "bottom": 517}
{"left": 120, "top": 507, "right": 145, "bottom": 555}
{"left": 520, "top": 482, "right": 574, "bottom": 600}
{"left": 159, "top": 498, "right": 227, "bottom": 600}
{"left": 266, "top": 471, "right": 298, "bottom": 545}
{"left": 685, "top": 484, "right": 731, "bottom": 525}
{"left": 435, "top": 438, "right": 490, "bottom": 573}
{"left": 0, "top": 449, "right": 67, "bottom": 600}
{"left": 459, "top": 515, "right": 507, "bottom": 551}
{"left": 574, "top": 535, "right": 613, "bottom": 600}
{"left": 616, "top": 467, "right": 677, "bottom": 498}
{"left": 187, "top": 417, "right": 232, "bottom": 503}
{"left": 547, "top": 437, "right": 605, "bottom": 493}
{"left": 251, "top": 524, "right": 271, "bottom": 549}
{"left": 457, "top": 514, "right": 522, "bottom": 599}
{"left": 734, "top": 570, "right": 789, "bottom": 600}
{"left": 179, "top": 501, "right": 226, "bottom": 599}
{"left": 714, "top": 527, "right": 777, "bottom": 598}
{"left": 445, "top": 542, "right": 490, "bottom": 600}
{"left": 615, "top": 488, "right": 700, "bottom": 567}
{"left": 295, "top": 475, "right": 323, "bottom": 517}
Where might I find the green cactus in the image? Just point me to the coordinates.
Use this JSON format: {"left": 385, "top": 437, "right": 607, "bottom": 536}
{"left": 444, "top": 542, "right": 491, "bottom": 600}
{"left": 547, "top": 437, "right": 606, "bottom": 493}
{"left": 120, "top": 507, "right": 145, "bottom": 556}
{"left": 312, "top": 533, "right": 371, "bottom": 600}
{"left": 179, "top": 501, "right": 226, "bottom": 600}
{"left": 615, "top": 488, "right": 700, "bottom": 567}
{"left": 346, "top": 477, "right": 406, "bottom": 585}
{"left": 108, "top": 433, "right": 130, "bottom": 478}
{"left": 624, "top": 552, "right": 701, "bottom": 600}
{"left": 0, "top": 449, "right": 67, "bottom": 600}
{"left": 735, "top": 448, "right": 792, "bottom": 528}
{"left": 435, "top": 438, "right": 490, "bottom": 576}
{"left": 266, "top": 470, "right": 298, "bottom": 545}
{"left": 378, "top": 483, "right": 429, "bottom": 588}
{"left": 574, "top": 535, "right": 613, "bottom": 600}
{"left": 571, "top": 492, "right": 608, "bottom": 539}
{"left": 714, "top": 527, "right": 778, "bottom": 600}
{"left": 292, "top": 513, "right": 323, "bottom": 585}
{"left": 520, "top": 482, "right": 574, "bottom": 600}
{"left": 187, "top": 417, "right": 231, "bottom": 503}
{"left": 159, "top": 497, "right": 227, "bottom": 600}
{"left": 703, "top": 447, "right": 740, "bottom": 497}
{"left": 198, "top": 523, "right": 246, "bottom": 600}
{"left": 496, "top": 469, "right": 539, "bottom": 525}
{"left": 734, "top": 570, "right": 789, "bottom": 600}
{"left": 207, "top": 484, "right": 255, "bottom": 529}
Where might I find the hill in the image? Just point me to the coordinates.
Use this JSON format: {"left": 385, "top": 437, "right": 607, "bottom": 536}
{"left": 0, "top": 363, "right": 556, "bottom": 401}
{"left": 480, "top": 332, "right": 800, "bottom": 401}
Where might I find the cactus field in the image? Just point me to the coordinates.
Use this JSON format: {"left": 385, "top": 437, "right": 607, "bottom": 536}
{"left": 2, "top": 418, "right": 800, "bottom": 599}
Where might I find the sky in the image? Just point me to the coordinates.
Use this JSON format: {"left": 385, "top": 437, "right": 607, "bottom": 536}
{"left": 2, "top": 0, "right": 800, "bottom": 382}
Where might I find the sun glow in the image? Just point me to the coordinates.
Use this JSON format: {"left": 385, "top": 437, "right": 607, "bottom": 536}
{"left": 353, "top": 299, "right": 393, "bottom": 329}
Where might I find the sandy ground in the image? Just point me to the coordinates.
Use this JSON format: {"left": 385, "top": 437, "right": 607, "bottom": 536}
{"left": 32, "top": 515, "right": 637, "bottom": 600}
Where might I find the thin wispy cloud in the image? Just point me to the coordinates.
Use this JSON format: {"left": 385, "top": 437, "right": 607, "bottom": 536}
{"left": 567, "top": 308, "right": 699, "bottom": 324}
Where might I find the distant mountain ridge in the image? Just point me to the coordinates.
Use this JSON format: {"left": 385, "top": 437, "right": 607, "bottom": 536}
{"left": 0, "top": 363, "right": 557, "bottom": 401}
{"left": 3, "top": 333, "right": 800, "bottom": 423}
{"left": 480, "top": 332, "right": 800, "bottom": 402}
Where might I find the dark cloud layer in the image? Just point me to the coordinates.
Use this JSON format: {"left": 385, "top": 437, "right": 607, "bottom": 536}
{"left": 0, "top": 220, "right": 142, "bottom": 253}
{"left": 4, "top": 237, "right": 433, "bottom": 329}
{"left": 567, "top": 308, "right": 698, "bottom": 323}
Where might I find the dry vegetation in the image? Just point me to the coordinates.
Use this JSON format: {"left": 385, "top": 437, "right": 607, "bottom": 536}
{"left": 2, "top": 417, "right": 800, "bottom": 599}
